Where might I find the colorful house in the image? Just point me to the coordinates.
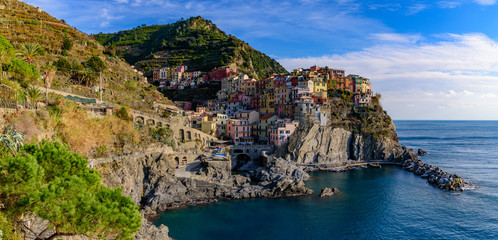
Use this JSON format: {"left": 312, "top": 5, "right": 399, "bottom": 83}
{"left": 227, "top": 119, "right": 251, "bottom": 143}
{"left": 269, "top": 119, "right": 299, "bottom": 146}
{"left": 201, "top": 121, "right": 217, "bottom": 136}
{"left": 313, "top": 78, "right": 327, "bottom": 93}
{"left": 354, "top": 94, "right": 372, "bottom": 107}
{"left": 235, "top": 110, "right": 259, "bottom": 124}
{"left": 258, "top": 114, "right": 278, "bottom": 142}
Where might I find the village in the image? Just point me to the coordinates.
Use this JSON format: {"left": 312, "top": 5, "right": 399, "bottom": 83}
{"left": 151, "top": 65, "right": 373, "bottom": 147}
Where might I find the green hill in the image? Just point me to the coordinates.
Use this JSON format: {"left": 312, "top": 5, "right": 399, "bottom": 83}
{"left": 92, "top": 16, "right": 288, "bottom": 79}
{"left": 0, "top": 0, "right": 171, "bottom": 111}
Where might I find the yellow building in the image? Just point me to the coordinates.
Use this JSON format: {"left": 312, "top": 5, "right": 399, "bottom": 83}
{"left": 201, "top": 121, "right": 217, "bottom": 136}
{"left": 241, "top": 79, "right": 257, "bottom": 96}
{"left": 313, "top": 78, "right": 327, "bottom": 93}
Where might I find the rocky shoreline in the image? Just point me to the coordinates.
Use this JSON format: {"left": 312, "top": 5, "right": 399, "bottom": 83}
{"left": 97, "top": 123, "right": 474, "bottom": 239}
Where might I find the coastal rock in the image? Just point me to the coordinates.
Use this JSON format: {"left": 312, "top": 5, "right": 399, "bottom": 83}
{"left": 401, "top": 158, "right": 473, "bottom": 191}
{"left": 418, "top": 149, "right": 428, "bottom": 155}
{"left": 319, "top": 187, "right": 340, "bottom": 197}
{"left": 286, "top": 122, "right": 473, "bottom": 191}
{"left": 135, "top": 217, "right": 170, "bottom": 240}
{"left": 287, "top": 125, "right": 408, "bottom": 166}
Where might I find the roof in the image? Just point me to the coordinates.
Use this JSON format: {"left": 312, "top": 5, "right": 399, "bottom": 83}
{"left": 260, "top": 114, "right": 276, "bottom": 120}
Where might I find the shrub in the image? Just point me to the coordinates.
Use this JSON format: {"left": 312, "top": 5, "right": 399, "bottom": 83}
{"left": 54, "top": 57, "right": 72, "bottom": 70}
{"left": 85, "top": 55, "right": 106, "bottom": 72}
{"left": 115, "top": 107, "right": 131, "bottom": 121}
{"left": 62, "top": 37, "right": 73, "bottom": 51}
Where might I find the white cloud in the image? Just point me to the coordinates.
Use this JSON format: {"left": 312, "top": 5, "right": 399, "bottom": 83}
{"left": 407, "top": 4, "right": 428, "bottom": 15}
{"left": 371, "top": 33, "right": 422, "bottom": 44}
{"left": 474, "top": 0, "right": 496, "bottom": 5}
{"left": 481, "top": 93, "right": 497, "bottom": 98}
{"left": 100, "top": 8, "right": 123, "bottom": 28}
{"left": 437, "top": 1, "right": 462, "bottom": 8}
{"left": 278, "top": 33, "right": 498, "bottom": 120}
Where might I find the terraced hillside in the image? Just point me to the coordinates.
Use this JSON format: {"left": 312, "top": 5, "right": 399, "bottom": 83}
{"left": 93, "top": 16, "right": 288, "bottom": 79}
{"left": 0, "top": 0, "right": 171, "bottom": 110}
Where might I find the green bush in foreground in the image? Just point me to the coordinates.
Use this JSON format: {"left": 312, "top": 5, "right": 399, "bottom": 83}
{"left": 0, "top": 141, "right": 141, "bottom": 239}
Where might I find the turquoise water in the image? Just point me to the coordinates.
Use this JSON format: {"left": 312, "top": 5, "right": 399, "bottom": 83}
{"left": 155, "top": 121, "right": 498, "bottom": 239}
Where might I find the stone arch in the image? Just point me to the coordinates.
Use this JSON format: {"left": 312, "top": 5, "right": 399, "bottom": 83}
{"left": 135, "top": 116, "right": 144, "bottom": 124}
{"left": 187, "top": 131, "right": 192, "bottom": 140}
{"left": 233, "top": 154, "right": 251, "bottom": 170}
{"left": 182, "top": 156, "right": 187, "bottom": 164}
{"left": 175, "top": 157, "right": 180, "bottom": 165}
{"left": 180, "top": 129, "right": 185, "bottom": 141}
{"left": 146, "top": 119, "right": 155, "bottom": 126}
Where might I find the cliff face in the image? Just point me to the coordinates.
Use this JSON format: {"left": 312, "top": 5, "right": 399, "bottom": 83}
{"left": 285, "top": 94, "right": 472, "bottom": 191}
{"left": 287, "top": 93, "right": 411, "bottom": 166}
{"left": 287, "top": 125, "right": 410, "bottom": 166}
{"left": 98, "top": 149, "right": 313, "bottom": 217}
{"left": 287, "top": 125, "right": 408, "bottom": 166}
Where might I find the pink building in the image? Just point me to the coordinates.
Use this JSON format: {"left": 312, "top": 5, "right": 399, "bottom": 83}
{"left": 227, "top": 119, "right": 251, "bottom": 143}
{"left": 310, "top": 65, "right": 320, "bottom": 72}
{"left": 269, "top": 119, "right": 299, "bottom": 146}
{"left": 177, "top": 101, "right": 192, "bottom": 111}
{"left": 354, "top": 93, "right": 372, "bottom": 107}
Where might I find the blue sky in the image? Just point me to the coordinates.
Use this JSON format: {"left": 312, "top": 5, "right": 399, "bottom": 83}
{"left": 23, "top": 0, "right": 498, "bottom": 120}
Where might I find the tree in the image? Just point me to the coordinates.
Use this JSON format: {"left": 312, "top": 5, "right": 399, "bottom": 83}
{"left": 0, "top": 36, "right": 15, "bottom": 81}
{"left": 62, "top": 37, "right": 72, "bottom": 51}
{"left": 16, "top": 43, "right": 44, "bottom": 65}
{"left": 42, "top": 64, "right": 56, "bottom": 105}
{"left": 0, "top": 141, "right": 141, "bottom": 239}
{"left": 8, "top": 59, "right": 41, "bottom": 86}
{"left": 25, "top": 86, "right": 42, "bottom": 107}
{"left": 85, "top": 55, "right": 106, "bottom": 73}
{"left": 0, "top": 36, "right": 15, "bottom": 63}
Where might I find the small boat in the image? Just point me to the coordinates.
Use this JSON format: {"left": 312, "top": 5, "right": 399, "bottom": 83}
{"left": 351, "top": 166, "right": 359, "bottom": 170}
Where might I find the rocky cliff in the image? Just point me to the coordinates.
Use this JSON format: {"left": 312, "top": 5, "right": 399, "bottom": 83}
{"left": 96, "top": 146, "right": 312, "bottom": 239}
{"left": 285, "top": 93, "right": 472, "bottom": 191}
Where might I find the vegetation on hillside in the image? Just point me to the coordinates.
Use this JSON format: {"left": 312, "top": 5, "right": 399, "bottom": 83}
{"left": 0, "top": 140, "right": 141, "bottom": 239}
{"left": 327, "top": 90, "right": 397, "bottom": 140}
{"left": 93, "top": 16, "right": 288, "bottom": 79}
{"left": 0, "top": 0, "right": 171, "bottom": 111}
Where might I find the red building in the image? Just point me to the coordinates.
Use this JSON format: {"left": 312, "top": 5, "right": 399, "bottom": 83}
{"left": 207, "top": 66, "right": 237, "bottom": 81}
{"left": 310, "top": 65, "right": 320, "bottom": 72}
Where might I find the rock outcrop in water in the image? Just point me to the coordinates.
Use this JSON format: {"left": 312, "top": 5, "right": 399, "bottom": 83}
{"left": 402, "top": 158, "right": 473, "bottom": 191}
{"left": 319, "top": 187, "right": 340, "bottom": 197}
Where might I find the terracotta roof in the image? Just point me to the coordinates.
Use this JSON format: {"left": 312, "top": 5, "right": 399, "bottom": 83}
{"left": 260, "top": 114, "right": 276, "bottom": 120}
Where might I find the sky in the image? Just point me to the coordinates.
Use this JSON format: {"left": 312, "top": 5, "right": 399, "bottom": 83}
{"left": 21, "top": 0, "right": 498, "bottom": 120}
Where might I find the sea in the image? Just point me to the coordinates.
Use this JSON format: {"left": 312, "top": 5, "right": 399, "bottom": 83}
{"left": 155, "top": 121, "right": 498, "bottom": 239}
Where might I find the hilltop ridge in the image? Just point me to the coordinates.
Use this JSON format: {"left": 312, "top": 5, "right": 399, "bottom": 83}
{"left": 92, "top": 16, "right": 288, "bottom": 79}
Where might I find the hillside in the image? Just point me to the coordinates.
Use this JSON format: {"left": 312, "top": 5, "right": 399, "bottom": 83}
{"left": 0, "top": 0, "right": 171, "bottom": 111}
{"left": 92, "top": 16, "right": 288, "bottom": 79}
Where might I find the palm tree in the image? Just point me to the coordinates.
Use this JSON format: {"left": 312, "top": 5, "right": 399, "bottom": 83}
{"left": 43, "top": 64, "right": 56, "bottom": 105}
{"left": 16, "top": 43, "right": 44, "bottom": 65}
{"left": 25, "top": 85, "right": 42, "bottom": 108}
